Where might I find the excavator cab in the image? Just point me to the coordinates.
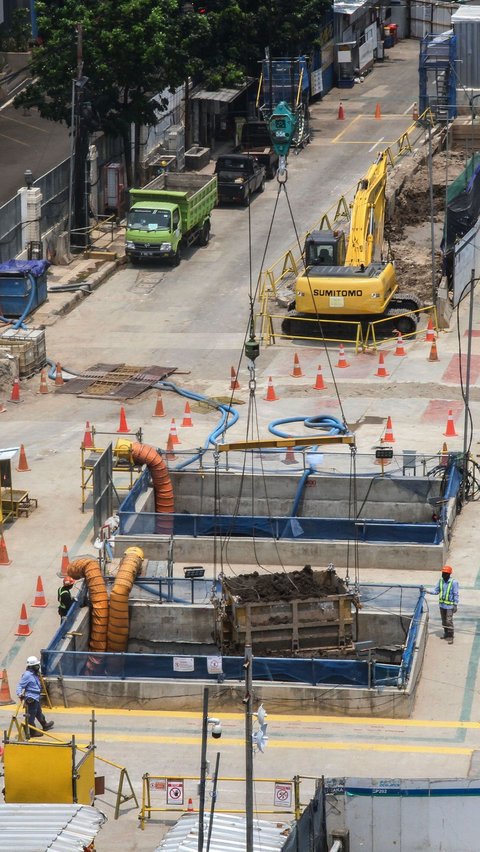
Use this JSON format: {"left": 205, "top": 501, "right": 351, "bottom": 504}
{"left": 304, "top": 230, "right": 346, "bottom": 269}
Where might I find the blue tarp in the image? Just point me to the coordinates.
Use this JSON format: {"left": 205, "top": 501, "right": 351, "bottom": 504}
{"left": 0, "top": 259, "right": 49, "bottom": 277}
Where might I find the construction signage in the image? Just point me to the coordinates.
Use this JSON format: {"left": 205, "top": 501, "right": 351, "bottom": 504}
{"left": 166, "top": 779, "right": 184, "bottom": 806}
{"left": 274, "top": 781, "right": 293, "bottom": 808}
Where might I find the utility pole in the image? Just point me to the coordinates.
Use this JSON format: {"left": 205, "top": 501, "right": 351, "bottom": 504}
{"left": 427, "top": 121, "right": 436, "bottom": 305}
{"left": 70, "top": 24, "right": 90, "bottom": 248}
{"left": 244, "top": 645, "right": 253, "bottom": 851}
{"left": 198, "top": 686, "right": 209, "bottom": 852}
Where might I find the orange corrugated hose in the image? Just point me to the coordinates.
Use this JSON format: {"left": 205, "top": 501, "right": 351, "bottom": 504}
{"left": 67, "top": 558, "right": 109, "bottom": 669}
{"left": 107, "top": 547, "right": 144, "bottom": 653}
{"left": 131, "top": 441, "right": 174, "bottom": 534}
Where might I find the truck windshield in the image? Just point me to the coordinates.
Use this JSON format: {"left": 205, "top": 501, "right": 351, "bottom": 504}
{"left": 127, "top": 209, "right": 171, "bottom": 231}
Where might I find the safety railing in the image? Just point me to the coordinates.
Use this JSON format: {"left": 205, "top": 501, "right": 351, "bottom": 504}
{"left": 69, "top": 213, "right": 118, "bottom": 252}
{"left": 139, "top": 773, "right": 312, "bottom": 829}
{"left": 364, "top": 304, "right": 439, "bottom": 350}
{"left": 257, "top": 108, "right": 435, "bottom": 304}
{"left": 258, "top": 308, "right": 365, "bottom": 352}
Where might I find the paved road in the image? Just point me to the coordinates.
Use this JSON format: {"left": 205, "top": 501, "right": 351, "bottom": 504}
{"left": 1, "top": 38, "right": 479, "bottom": 851}
{"left": 0, "top": 98, "right": 70, "bottom": 205}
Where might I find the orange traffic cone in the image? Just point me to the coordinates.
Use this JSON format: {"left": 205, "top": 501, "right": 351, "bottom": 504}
{"left": 16, "top": 444, "right": 30, "bottom": 471}
{"left": 9, "top": 378, "right": 20, "bottom": 403}
{"left": 187, "top": 797, "right": 194, "bottom": 812}
{"left": 394, "top": 333, "right": 406, "bottom": 356}
{"left": 165, "top": 433, "right": 177, "bottom": 462}
{"left": 38, "top": 369, "right": 49, "bottom": 394}
{"left": 83, "top": 421, "right": 93, "bottom": 449}
{"left": 264, "top": 376, "right": 279, "bottom": 401}
{"left": 440, "top": 441, "right": 449, "bottom": 466}
{"left": 59, "top": 545, "right": 69, "bottom": 578}
{"left": 444, "top": 409, "right": 458, "bottom": 438}
{"left": 375, "top": 102, "right": 382, "bottom": 119}
{"left": 428, "top": 340, "right": 439, "bottom": 362}
{"left": 412, "top": 102, "right": 419, "bottom": 121}
{"left": 375, "top": 352, "right": 389, "bottom": 377}
{"left": 181, "top": 402, "right": 193, "bottom": 427}
{"left": 0, "top": 669, "right": 13, "bottom": 705}
{"left": 0, "top": 534, "right": 12, "bottom": 566}
{"left": 32, "top": 575, "right": 47, "bottom": 608}
{"left": 117, "top": 406, "right": 130, "bottom": 433}
{"left": 337, "top": 102, "right": 345, "bottom": 120}
{"left": 282, "top": 445, "right": 297, "bottom": 465}
{"left": 425, "top": 317, "right": 436, "bottom": 342}
{"left": 15, "top": 603, "right": 32, "bottom": 637}
{"left": 383, "top": 416, "right": 395, "bottom": 443}
{"left": 336, "top": 344, "right": 350, "bottom": 368}
{"left": 153, "top": 393, "right": 165, "bottom": 418}
{"left": 230, "top": 366, "right": 240, "bottom": 390}
{"left": 169, "top": 418, "right": 180, "bottom": 444}
{"left": 313, "top": 365, "right": 326, "bottom": 390}
{"left": 55, "top": 363, "right": 64, "bottom": 387}
{"left": 291, "top": 352, "right": 304, "bottom": 378}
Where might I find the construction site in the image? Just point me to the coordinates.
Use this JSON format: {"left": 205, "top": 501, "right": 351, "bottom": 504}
{"left": 0, "top": 34, "right": 480, "bottom": 852}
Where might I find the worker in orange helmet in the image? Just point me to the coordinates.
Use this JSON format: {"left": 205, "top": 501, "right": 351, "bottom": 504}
{"left": 426, "top": 565, "right": 459, "bottom": 644}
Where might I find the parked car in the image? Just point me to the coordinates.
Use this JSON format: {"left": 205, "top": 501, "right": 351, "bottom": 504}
{"left": 214, "top": 154, "right": 266, "bottom": 206}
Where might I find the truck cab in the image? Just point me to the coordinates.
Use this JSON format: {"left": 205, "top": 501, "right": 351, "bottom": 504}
{"left": 126, "top": 203, "right": 181, "bottom": 262}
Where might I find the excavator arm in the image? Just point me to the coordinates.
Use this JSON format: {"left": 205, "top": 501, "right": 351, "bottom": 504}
{"left": 344, "top": 152, "right": 388, "bottom": 267}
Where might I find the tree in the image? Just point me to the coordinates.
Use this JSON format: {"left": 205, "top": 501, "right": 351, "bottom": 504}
{"left": 15, "top": 0, "right": 189, "bottom": 186}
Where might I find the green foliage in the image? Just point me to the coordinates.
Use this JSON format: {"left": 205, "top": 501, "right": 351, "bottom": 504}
{"left": 0, "top": 9, "right": 31, "bottom": 52}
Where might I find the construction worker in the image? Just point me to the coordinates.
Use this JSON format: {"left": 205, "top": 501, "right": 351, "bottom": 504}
{"left": 16, "top": 656, "right": 54, "bottom": 737}
{"left": 57, "top": 576, "right": 75, "bottom": 623}
{"left": 427, "top": 565, "right": 459, "bottom": 644}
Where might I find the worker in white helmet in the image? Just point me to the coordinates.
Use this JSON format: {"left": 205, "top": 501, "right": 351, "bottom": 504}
{"left": 16, "top": 656, "right": 54, "bottom": 737}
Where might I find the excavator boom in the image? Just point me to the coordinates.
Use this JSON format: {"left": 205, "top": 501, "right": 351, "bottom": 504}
{"left": 344, "top": 152, "right": 387, "bottom": 267}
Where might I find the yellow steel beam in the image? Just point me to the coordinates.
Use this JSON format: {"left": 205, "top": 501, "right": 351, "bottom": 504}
{"left": 216, "top": 435, "right": 355, "bottom": 452}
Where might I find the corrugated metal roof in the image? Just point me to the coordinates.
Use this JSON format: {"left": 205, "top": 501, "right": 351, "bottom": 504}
{"left": 191, "top": 83, "right": 250, "bottom": 103}
{"left": 0, "top": 804, "right": 106, "bottom": 850}
{"left": 0, "top": 447, "right": 19, "bottom": 461}
{"left": 334, "top": 0, "right": 370, "bottom": 16}
{"left": 452, "top": 6, "right": 480, "bottom": 22}
{"left": 155, "top": 812, "right": 290, "bottom": 851}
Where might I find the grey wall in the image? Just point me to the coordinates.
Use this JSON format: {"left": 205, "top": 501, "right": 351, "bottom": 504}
{"left": 325, "top": 778, "right": 480, "bottom": 851}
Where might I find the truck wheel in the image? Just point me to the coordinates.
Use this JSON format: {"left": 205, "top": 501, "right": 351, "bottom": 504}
{"left": 171, "top": 247, "right": 181, "bottom": 267}
{"left": 243, "top": 191, "right": 250, "bottom": 207}
{"left": 199, "top": 222, "right": 210, "bottom": 247}
{"left": 258, "top": 177, "right": 266, "bottom": 194}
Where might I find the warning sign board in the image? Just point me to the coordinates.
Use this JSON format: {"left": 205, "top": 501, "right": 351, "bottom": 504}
{"left": 274, "top": 781, "right": 293, "bottom": 808}
{"left": 166, "top": 779, "right": 184, "bottom": 805}
{"left": 149, "top": 778, "right": 166, "bottom": 792}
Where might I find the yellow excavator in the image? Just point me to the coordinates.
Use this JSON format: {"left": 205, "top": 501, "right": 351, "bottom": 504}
{"left": 281, "top": 152, "right": 421, "bottom": 336}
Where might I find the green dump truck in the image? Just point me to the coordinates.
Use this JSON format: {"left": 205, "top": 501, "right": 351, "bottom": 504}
{"left": 125, "top": 173, "right": 218, "bottom": 265}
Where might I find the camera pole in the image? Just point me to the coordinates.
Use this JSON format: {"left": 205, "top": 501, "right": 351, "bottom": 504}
{"left": 198, "top": 686, "right": 209, "bottom": 852}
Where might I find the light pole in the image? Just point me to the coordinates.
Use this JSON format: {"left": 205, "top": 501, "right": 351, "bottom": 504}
{"left": 198, "top": 687, "right": 222, "bottom": 852}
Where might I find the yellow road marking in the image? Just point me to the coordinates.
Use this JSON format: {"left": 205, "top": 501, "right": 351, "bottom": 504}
{"left": 331, "top": 114, "right": 361, "bottom": 143}
{"left": 0, "top": 131, "right": 29, "bottom": 146}
{"left": 0, "top": 112, "right": 48, "bottom": 132}
{"left": 74, "top": 733, "right": 473, "bottom": 755}
{"left": 3, "top": 706, "right": 475, "bottom": 730}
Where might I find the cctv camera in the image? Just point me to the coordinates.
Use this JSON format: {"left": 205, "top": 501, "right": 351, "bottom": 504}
{"left": 211, "top": 723, "right": 222, "bottom": 739}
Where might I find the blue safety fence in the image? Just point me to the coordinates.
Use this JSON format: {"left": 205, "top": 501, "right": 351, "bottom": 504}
{"left": 42, "top": 584, "right": 424, "bottom": 689}
{"left": 119, "top": 510, "right": 441, "bottom": 545}
{"left": 41, "top": 648, "right": 400, "bottom": 687}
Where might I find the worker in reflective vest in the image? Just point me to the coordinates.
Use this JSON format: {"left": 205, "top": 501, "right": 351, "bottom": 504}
{"left": 427, "top": 565, "right": 459, "bottom": 644}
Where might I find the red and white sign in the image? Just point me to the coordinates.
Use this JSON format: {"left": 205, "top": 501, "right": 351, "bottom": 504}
{"left": 166, "top": 779, "right": 184, "bottom": 805}
{"left": 274, "top": 782, "right": 293, "bottom": 808}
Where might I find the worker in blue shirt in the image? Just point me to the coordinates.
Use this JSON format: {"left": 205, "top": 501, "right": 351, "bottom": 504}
{"left": 427, "top": 565, "right": 459, "bottom": 644}
{"left": 16, "top": 656, "right": 54, "bottom": 737}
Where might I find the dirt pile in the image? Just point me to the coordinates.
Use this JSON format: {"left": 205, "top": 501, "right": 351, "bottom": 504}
{"left": 223, "top": 565, "right": 347, "bottom": 602}
{"left": 386, "top": 151, "right": 466, "bottom": 303}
